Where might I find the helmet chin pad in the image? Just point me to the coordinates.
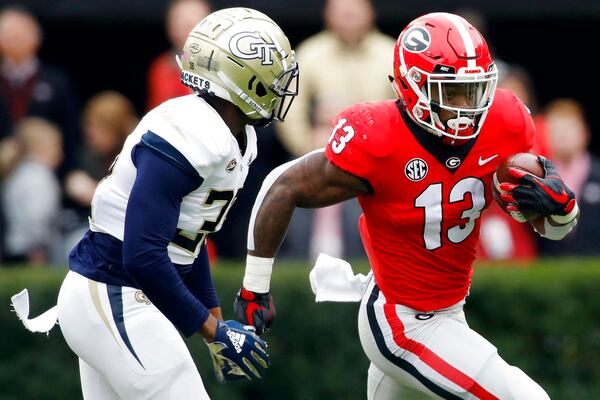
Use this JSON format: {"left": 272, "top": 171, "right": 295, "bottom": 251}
{"left": 422, "top": 108, "right": 477, "bottom": 140}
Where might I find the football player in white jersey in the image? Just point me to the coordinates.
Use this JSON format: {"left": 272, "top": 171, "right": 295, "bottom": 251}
{"left": 55, "top": 8, "right": 298, "bottom": 400}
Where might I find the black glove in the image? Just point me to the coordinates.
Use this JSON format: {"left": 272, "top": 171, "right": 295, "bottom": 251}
{"left": 500, "top": 156, "right": 576, "bottom": 218}
{"left": 234, "top": 287, "right": 275, "bottom": 335}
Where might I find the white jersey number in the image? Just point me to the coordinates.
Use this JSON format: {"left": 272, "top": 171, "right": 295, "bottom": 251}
{"left": 171, "top": 189, "right": 236, "bottom": 253}
{"left": 415, "top": 178, "right": 486, "bottom": 250}
{"left": 328, "top": 118, "right": 355, "bottom": 154}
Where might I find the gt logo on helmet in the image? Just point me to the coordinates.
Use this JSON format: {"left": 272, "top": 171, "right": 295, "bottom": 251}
{"left": 229, "top": 31, "right": 278, "bottom": 65}
{"left": 402, "top": 26, "right": 431, "bottom": 53}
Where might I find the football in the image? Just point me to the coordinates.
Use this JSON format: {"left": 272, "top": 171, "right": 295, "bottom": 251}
{"left": 492, "top": 152, "right": 547, "bottom": 233}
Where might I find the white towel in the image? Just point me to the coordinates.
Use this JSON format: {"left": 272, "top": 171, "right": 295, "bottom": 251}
{"left": 11, "top": 289, "right": 58, "bottom": 334}
{"left": 309, "top": 253, "right": 372, "bottom": 302}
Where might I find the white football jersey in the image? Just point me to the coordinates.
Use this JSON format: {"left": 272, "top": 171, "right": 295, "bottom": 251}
{"left": 89, "top": 95, "right": 257, "bottom": 265}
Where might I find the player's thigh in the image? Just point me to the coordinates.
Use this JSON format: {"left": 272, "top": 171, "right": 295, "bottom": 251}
{"left": 112, "top": 285, "right": 209, "bottom": 399}
{"left": 358, "top": 288, "right": 439, "bottom": 398}
{"left": 359, "top": 282, "right": 506, "bottom": 399}
{"left": 79, "top": 358, "right": 120, "bottom": 400}
{"left": 57, "top": 271, "right": 209, "bottom": 400}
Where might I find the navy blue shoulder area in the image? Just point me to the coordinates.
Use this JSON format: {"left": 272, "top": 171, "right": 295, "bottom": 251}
{"left": 138, "top": 131, "right": 200, "bottom": 179}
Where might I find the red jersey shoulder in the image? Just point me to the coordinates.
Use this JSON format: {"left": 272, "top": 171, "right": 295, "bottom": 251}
{"left": 325, "top": 100, "right": 402, "bottom": 179}
{"left": 327, "top": 100, "right": 401, "bottom": 158}
{"left": 484, "top": 88, "right": 535, "bottom": 152}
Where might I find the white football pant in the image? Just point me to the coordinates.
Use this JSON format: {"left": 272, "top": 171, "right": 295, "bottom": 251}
{"left": 57, "top": 271, "right": 210, "bottom": 400}
{"left": 358, "top": 278, "right": 550, "bottom": 400}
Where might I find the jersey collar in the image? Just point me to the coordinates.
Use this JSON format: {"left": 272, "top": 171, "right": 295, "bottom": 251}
{"left": 396, "top": 100, "right": 479, "bottom": 174}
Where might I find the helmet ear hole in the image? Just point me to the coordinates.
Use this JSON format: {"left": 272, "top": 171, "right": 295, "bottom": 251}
{"left": 247, "top": 76, "right": 267, "bottom": 97}
{"left": 399, "top": 78, "right": 409, "bottom": 91}
{"left": 255, "top": 82, "right": 267, "bottom": 97}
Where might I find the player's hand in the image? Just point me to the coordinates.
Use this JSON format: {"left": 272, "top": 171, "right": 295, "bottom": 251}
{"left": 499, "top": 156, "right": 576, "bottom": 218}
{"left": 205, "top": 320, "right": 270, "bottom": 383}
{"left": 233, "top": 287, "right": 275, "bottom": 335}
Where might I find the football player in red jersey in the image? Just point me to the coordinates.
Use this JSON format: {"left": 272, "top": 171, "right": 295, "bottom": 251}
{"left": 234, "top": 12, "right": 578, "bottom": 399}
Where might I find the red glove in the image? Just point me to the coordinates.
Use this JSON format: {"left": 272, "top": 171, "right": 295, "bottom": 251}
{"left": 233, "top": 287, "right": 275, "bottom": 335}
{"left": 500, "top": 156, "right": 576, "bottom": 218}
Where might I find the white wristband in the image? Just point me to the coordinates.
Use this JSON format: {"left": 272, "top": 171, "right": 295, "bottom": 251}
{"left": 243, "top": 255, "right": 274, "bottom": 293}
{"left": 549, "top": 202, "right": 579, "bottom": 225}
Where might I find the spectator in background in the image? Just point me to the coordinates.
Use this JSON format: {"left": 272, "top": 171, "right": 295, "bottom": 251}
{"left": 146, "top": 0, "right": 211, "bottom": 110}
{"left": 497, "top": 64, "right": 549, "bottom": 155}
{"left": 477, "top": 64, "right": 548, "bottom": 263}
{"left": 275, "top": 0, "right": 395, "bottom": 260}
{"left": 538, "top": 98, "right": 600, "bottom": 256}
{"left": 0, "top": 6, "right": 79, "bottom": 176}
{"left": 1, "top": 117, "right": 62, "bottom": 265}
{"left": 65, "top": 91, "right": 137, "bottom": 208}
{"left": 62, "top": 91, "right": 137, "bottom": 256}
{"left": 277, "top": 0, "right": 395, "bottom": 157}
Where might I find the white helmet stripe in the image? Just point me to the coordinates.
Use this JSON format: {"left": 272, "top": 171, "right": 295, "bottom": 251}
{"left": 265, "top": 28, "right": 288, "bottom": 70}
{"left": 443, "top": 13, "right": 476, "bottom": 69}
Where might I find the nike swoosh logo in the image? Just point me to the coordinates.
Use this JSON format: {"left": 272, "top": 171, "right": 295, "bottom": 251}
{"left": 478, "top": 154, "right": 498, "bottom": 166}
{"left": 533, "top": 178, "right": 569, "bottom": 204}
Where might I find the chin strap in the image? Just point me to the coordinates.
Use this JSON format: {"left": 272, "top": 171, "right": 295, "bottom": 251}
{"left": 446, "top": 116, "right": 474, "bottom": 131}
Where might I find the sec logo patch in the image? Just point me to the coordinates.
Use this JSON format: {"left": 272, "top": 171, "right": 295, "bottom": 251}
{"left": 405, "top": 158, "right": 428, "bottom": 181}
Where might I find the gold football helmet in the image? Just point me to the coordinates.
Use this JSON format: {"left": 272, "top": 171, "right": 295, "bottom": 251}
{"left": 177, "top": 8, "right": 298, "bottom": 124}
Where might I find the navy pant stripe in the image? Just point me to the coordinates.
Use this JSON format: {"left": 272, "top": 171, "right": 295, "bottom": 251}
{"left": 366, "top": 285, "right": 460, "bottom": 399}
{"left": 107, "top": 285, "right": 145, "bottom": 369}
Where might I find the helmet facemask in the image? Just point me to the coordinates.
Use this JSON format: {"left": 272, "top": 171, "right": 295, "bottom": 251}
{"left": 270, "top": 59, "right": 299, "bottom": 122}
{"left": 405, "top": 64, "right": 497, "bottom": 141}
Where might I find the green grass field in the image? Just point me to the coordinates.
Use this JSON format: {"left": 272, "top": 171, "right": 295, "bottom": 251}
{"left": 1, "top": 258, "right": 599, "bottom": 399}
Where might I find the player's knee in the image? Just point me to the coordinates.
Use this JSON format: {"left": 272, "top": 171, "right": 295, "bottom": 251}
{"left": 367, "top": 364, "right": 402, "bottom": 400}
{"left": 505, "top": 366, "right": 550, "bottom": 400}
{"left": 476, "top": 354, "right": 550, "bottom": 400}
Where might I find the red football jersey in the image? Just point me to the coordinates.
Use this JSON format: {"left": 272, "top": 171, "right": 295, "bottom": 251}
{"left": 325, "top": 89, "right": 535, "bottom": 311}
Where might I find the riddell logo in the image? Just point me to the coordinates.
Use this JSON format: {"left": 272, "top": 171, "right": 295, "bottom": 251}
{"left": 227, "top": 330, "right": 246, "bottom": 353}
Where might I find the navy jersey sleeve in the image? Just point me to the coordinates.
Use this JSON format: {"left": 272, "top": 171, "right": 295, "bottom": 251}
{"left": 183, "top": 245, "right": 219, "bottom": 310}
{"left": 123, "top": 141, "right": 207, "bottom": 337}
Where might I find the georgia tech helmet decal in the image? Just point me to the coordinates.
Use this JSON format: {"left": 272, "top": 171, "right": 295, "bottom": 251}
{"left": 229, "top": 31, "right": 278, "bottom": 65}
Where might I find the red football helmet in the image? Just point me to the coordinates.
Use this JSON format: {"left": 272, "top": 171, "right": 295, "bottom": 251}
{"left": 392, "top": 12, "right": 498, "bottom": 141}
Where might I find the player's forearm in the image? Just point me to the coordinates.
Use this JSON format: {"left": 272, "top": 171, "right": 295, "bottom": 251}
{"left": 199, "top": 313, "right": 218, "bottom": 341}
{"left": 247, "top": 154, "right": 310, "bottom": 257}
{"left": 209, "top": 306, "right": 223, "bottom": 320}
{"left": 198, "top": 306, "right": 223, "bottom": 341}
{"left": 244, "top": 159, "right": 305, "bottom": 293}
{"left": 250, "top": 177, "right": 298, "bottom": 258}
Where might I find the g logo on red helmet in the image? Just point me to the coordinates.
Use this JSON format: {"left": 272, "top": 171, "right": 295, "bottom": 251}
{"left": 402, "top": 26, "right": 431, "bottom": 53}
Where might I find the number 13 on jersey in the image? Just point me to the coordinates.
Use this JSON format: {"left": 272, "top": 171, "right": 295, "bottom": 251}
{"left": 415, "top": 178, "right": 486, "bottom": 250}
{"left": 328, "top": 118, "right": 355, "bottom": 154}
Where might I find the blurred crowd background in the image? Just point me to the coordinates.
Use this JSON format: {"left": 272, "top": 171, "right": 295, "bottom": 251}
{"left": 0, "top": 0, "right": 598, "bottom": 267}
